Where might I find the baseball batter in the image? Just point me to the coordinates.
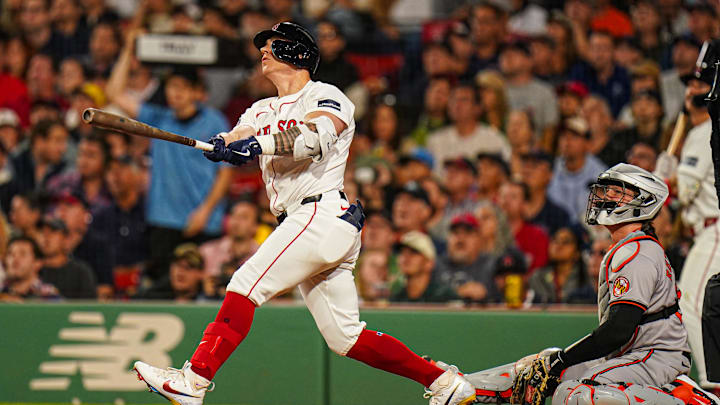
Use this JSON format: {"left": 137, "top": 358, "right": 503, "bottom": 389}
{"left": 453, "top": 165, "right": 717, "bottom": 405}
{"left": 675, "top": 45, "right": 720, "bottom": 390}
{"left": 133, "top": 22, "right": 475, "bottom": 405}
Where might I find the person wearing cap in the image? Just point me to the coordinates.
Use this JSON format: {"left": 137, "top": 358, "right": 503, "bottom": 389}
{"left": 555, "top": 81, "right": 589, "bottom": 131}
{"left": 1, "top": 235, "right": 60, "bottom": 301}
{"left": 435, "top": 213, "right": 501, "bottom": 303}
{"left": 427, "top": 82, "right": 510, "bottom": 177}
{"left": 547, "top": 116, "right": 608, "bottom": 222}
{"left": 661, "top": 35, "right": 701, "bottom": 122}
{"left": 135, "top": 243, "right": 206, "bottom": 302}
{"left": 392, "top": 181, "right": 434, "bottom": 238}
{"left": 476, "top": 152, "right": 510, "bottom": 202}
{"left": 395, "top": 148, "right": 434, "bottom": 186}
{"left": 91, "top": 154, "right": 148, "bottom": 298}
{"left": 390, "top": 231, "right": 457, "bottom": 303}
{"left": 498, "top": 181, "right": 549, "bottom": 273}
{"left": 521, "top": 149, "right": 572, "bottom": 236}
{"left": 569, "top": 30, "right": 631, "bottom": 118}
{"left": 656, "top": 40, "right": 720, "bottom": 389}
{"left": 500, "top": 40, "right": 560, "bottom": 136}
{"left": 37, "top": 217, "right": 97, "bottom": 299}
{"left": 446, "top": 20, "right": 474, "bottom": 78}
{"left": 106, "top": 26, "right": 232, "bottom": 281}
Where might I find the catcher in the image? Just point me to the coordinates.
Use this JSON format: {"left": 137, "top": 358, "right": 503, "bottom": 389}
{"left": 447, "top": 164, "right": 719, "bottom": 405}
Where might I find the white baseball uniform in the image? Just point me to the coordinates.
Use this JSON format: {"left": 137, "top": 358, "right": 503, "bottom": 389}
{"left": 677, "top": 117, "right": 720, "bottom": 388}
{"left": 225, "top": 80, "right": 367, "bottom": 355}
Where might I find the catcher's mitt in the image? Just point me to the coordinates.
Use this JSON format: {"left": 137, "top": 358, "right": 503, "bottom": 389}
{"left": 510, "top": 352, "right": 565, "bottom": 405}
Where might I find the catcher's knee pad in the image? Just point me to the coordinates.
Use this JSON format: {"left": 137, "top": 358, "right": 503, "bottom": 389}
{"left": 464, "top": 363, "right": 515, "bottom": 403}
{"left": 554, "top": 380, "right": 685, "bottom": 405}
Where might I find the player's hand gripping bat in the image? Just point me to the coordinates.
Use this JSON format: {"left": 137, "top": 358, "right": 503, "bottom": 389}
{"left": 81, "top": 108, "right": 213, "bottom": 152}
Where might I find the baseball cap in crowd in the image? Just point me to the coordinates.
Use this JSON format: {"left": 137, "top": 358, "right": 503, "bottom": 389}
{"left": 556, "top": 81, "right": 589, "bottom": 99}
{"left": 672, "top": 33, "right": 702, "bottom": 49}
{"left": 632, "top": 89, "right": 662, "bottom": 104}
{"left": 494, "top": 249, "right": 527, "bottom": 275}
{"left": 397, "top": 231, "right": 436, "bottom": 261}
{"left": 168, "top": 66, "right": 201, "bottom": 86}
{"left": 365, "top": 209, "right": 393, "bottom": 228}
{"left": 54, "top": 191, "right": 89, "bottom": 209}
{"left": 396, "top": 181, "right": 431, "bottom": 206}
{"left": 629, "top": 60, "right": 660, "bottom": 79}
{"left": 40, "top": 217, "right": 68, "bottom": 233}
{"left": 444, "top": 157, "right": 477, "bottom": 175}
{"left": 522, "top": 149, "right": 554, "bottom": 166}
{"left": 475, "top": 69, "right": 505, "bottom": 92}
{"left": 450, "top": 213, "right": 479, "bottom": 231}
{"left": 500, "top": 40, "right": 531, "bottom": 56}
{"left": 0, "top": 109, "right": 20, "bottom": 128}
{"left": 560, "top": 116, "right": 590, "bottom": 138}
{"left": 476, "top": 152, "right": 511, "bottom": 176}
{"left": 171, "top": 243, "right": 205, "bottom": 269}
{"left": 398, "top": 147, "right": 434, "bottom": 169}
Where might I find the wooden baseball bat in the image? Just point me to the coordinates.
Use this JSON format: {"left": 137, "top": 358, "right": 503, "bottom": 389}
{"left": 666, "top": 112, "right": 687, "bottom": 156}
{"left": 82, "top": 108, "right": 214, "bottom": 152}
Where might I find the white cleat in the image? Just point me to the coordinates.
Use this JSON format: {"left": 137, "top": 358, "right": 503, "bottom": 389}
{"left": 424, "top": 365, "right": 477, "bottom": 405}
{"left": 133, "top": 361, "right": 214, "bottom": 405}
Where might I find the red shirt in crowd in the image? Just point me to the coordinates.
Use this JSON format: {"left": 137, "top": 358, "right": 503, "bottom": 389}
{"left": 514, "top": 222, "right": 550, "bottom": 273}
{"left": 0, "top": 74, "right": 30, "bottom": 127}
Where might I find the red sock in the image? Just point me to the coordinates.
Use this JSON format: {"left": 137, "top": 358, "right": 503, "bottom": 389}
{"left": 346, "top": 329, "right": 445, "bottom": 387}
{"left": 190, "top": 292, "right": 256, "bottom": 380}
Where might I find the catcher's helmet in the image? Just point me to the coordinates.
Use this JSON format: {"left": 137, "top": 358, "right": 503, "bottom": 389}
{"left": 585, "top": 163, "right": 668, "bottom": 226}
{"left": 253, "top": 22, "right": 320, "bottom": 75}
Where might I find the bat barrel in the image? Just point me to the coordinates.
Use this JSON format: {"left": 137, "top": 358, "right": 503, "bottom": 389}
{"left": 82, "top": 108, "right": 97, "bottom": 124}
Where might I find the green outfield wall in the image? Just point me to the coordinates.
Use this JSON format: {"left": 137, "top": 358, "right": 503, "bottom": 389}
{"left": 0, "top": 303, "right": 598, "bottom": 405}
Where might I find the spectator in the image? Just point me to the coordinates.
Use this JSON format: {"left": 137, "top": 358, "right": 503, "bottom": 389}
{"left": 475, "top": 70, "right": 507, "bottom": 132}
{"left": 500, "top": 41, "right": 559, "bottom": 136}
{"left": 506, "top": 109, "right": 535, "bottom": 176}
{"left": 408, "top": 76, "right": 451, "bottom": 149}
{"left": 582, "top": 95, "right": 615, "bottom": 163}
{"left": 365, "top": 102, "right": 401, "bottom": 164}
{"left": 394, "top": 149, "right": 434, "bottom": 187}
{"left": 630, "top": 0, "right": 666, "bottom": 65}
{"left": 427, "top": 82, "right": 509, "bottom": 176}
{"left": 546, "top": 13, "right": 576, "bottom": 79}
{"left": 199, "top": 200, "right": 259, "bottom": 278}
{"left": 29, "top": 100, "right": 62, "bottom": 127}
{"left": 585, "top": 232, "right": 613, "bottom": 295}
{"left": 314, "top": 20, "right": 359, "bottom": 92}
{"left": 616, "top": 60, "right": 662, "bottom": 127}
{"left": 81, "top": 0, "right": 119, "bottom": 28}
{"left": 44, "top": 0, "right": 90, "bottom": 62}
{"left": 37, "top": 217, "right": 96, "bottom": 299}
{"left": 1, "top": 235, "right": 60, "bottom": 300}
{"left": 543, "top": 81, "right": 589, "bottom": 154}
{"left": 356, "top": 248, "right": 390, "bottom": 302}
{"left": 54, "top": 192, "right": 111, "bottom": 297}
{"left": 498, "top": 181, "right": 549, "bottom": 273}
{"left": 521, "top": 150, "right": 572, "bottom": 236}
{"left": 468, "top": 2, "right": 505, "bottom": 74}
{"left": 434, "top": 157, "right": 479, "bottom": 240}
{"left": 626, "top": 141, "right": 658, "bottom": 173}
{"left": 57, "top": 57, "right": 87, "bottom": 98}
{"left": 92, "top": 154, "right": 148, "bottom": 297}
{"left": 66, "top": 86, "right": 105, "bottom": 139}
{"left": 686, "top": 3, "right": 718, "bottom": 43}
{"left": 26, "top": 53, "right": 62, "bottom": 105}
{"left": 391, "top": 181, "right": 433, "bottom": 237}
{"left": 0, "top": 44, "right": 31, "bottom": 129}
{"left": 436, "top": 213, "right": 502, "bottom": 303}
{"left": 11, "top": 119, "right": 69, "bottom": 195}
{"left": 659, "top": 0, "right": 690, "bottom": 38}
{"left": 653, "top": 205, "right": 686, "bottom": 277}
{"left": 46, "top": 133, "right": 112, "bottom": 214}
{"left": 569, "top": 30, "right": 631, "bottom": 117}
{"left": 135, "top": 243, "right": 206, "bottom": 302}
{"left": 613, "top": 36, "right": 644, "bottom": 71}
{"left": 107, "top": 32, "right": 232, "bottom": 281}
{"left": 390, "top": 231, "right": 457, "bottom": 303}
{"left": 530, "top": 35, "right": 564, "bottom": 86}
{"left": 475, "top": 153, "right": 510, "bottom": 203}
{"left": 606, "top": 90, "right": 664, "bottom": 165}
{"left": 19, "top": 0, "right": 52, "bottom": 51}
{"left": 3, "top": 35, "right": 31, "bottom": 82}
{"left": 86, "top": 22, "right": 120, "bottom": 79}
{"left": 8, "top": 192, "right": 42, "bottom": 238}
{"left": 589, "top": 0, "right": 634, "bottom": 38}
{"left": 547, "top": 117, "right": 608, "bottom": 222}
{"left": 527, "top": 226, "right": 595, "bottom": 304}
{"left": 446, "top": 20, "right": 474, "bottom": 78}
{"left": 0, "top": 110, "right": 22, "bottom": 154}
{"left": 361, "top": 209, "right": 396, "bottom": 254}
{"left": 661, "top": 35, "right": 700, "bottom": 124}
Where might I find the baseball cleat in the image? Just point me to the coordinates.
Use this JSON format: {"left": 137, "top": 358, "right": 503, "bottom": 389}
{"left": 133, "top": 361, "right": 214, "bottom": 405}
{"left": 424, "top": 365, "right": 477, "bottom": 405}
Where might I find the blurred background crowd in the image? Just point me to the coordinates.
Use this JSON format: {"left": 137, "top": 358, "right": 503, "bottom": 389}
{"left": 0, "top": 0, "right": 709, "bottom": 305}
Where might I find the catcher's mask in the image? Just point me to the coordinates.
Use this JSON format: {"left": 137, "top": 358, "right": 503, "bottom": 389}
{"left": 585, "top": 163, "right": 668, "bottom": 226}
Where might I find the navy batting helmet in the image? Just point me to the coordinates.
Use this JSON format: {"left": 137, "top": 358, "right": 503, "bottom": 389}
{"left": 253, "top": 22, "right": 320, "bottom": 75}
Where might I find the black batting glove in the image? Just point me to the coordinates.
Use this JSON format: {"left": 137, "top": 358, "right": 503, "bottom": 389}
{"left": 204, "top": 134, "right": 227, "bottom": 162}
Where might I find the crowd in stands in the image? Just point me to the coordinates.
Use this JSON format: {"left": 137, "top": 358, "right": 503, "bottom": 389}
{"left": 0, "top": 0, "right": 708, "bottom": 306}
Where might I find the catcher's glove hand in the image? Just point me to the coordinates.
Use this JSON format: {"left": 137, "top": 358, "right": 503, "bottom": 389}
{"left": 510, "top": 351, "right": 566, "bottom": 405}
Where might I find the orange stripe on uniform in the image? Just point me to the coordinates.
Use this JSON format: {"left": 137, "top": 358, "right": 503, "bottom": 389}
{"left": 590, "top": 350, "right": 654, "bottom": 381}
{"left": 610, "top": 300, "right": 648, "bottom": 311}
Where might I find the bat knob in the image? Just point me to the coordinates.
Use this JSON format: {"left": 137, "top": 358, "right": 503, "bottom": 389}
{"left": 705, "top": 61, "right": 720, "bottom": 102}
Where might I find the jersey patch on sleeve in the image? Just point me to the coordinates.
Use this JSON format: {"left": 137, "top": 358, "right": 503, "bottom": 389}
{"left": 318, "top": 99, "right": 341, "bottom": 111}
{"left": 612, "top": 276, "right": 630, "bottom": 297}
{"left": 683, "top": 156, "right": 698, "bottom": 167}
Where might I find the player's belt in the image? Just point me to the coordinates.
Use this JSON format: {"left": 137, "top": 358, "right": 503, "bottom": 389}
{"left": 276, "top": 191, "right": 348, "bottom": 224}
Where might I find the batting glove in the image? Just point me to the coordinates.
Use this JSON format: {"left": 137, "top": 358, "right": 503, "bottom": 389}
{"left": 204, "top": 134, "right": 228, "bottom": 162}
{"left": 225, "top": 136, "right": 263, "bottom": 166}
